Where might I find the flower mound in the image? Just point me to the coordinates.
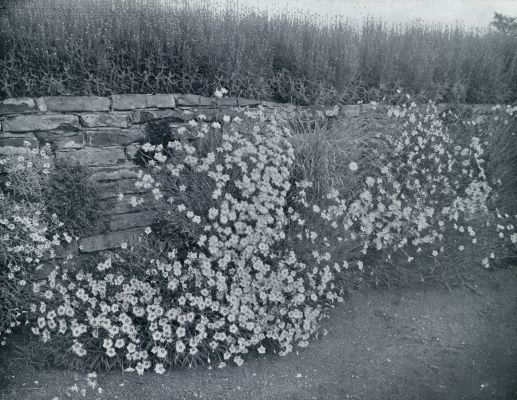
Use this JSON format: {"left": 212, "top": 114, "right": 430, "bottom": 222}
{"left": 2, "top": 92, "right": 515, "bottom": 375}
{"left": 29, "top": 105, "right": 345, "bottom": 373}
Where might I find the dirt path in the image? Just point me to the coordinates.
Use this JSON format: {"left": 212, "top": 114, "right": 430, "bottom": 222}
{"left": 1, "top": 268, "right": 516, "bottom": 400}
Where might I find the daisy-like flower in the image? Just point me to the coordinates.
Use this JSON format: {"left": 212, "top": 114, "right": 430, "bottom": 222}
{"left": 511, "top": 233, "right": 517, "bottom": 244}
{"left": 349, "top": 161, "right": 358, "bottom": 171}
{"left": 154, "top": 363, "right": 165, "bottom": 374}
{"left": 175, "top": 341, "right": 186, "bottom": 353}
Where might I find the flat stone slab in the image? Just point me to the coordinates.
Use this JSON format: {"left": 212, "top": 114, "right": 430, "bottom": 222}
{"left": 132, "top": 109, "right": 188, "bottom": 124}
{"left": 148, "top": 94, "right": 176, "bottom": 109}
{"left": 108, "top": 210, "right": 157, "bottom": 230}
{"left": 96, "top": 178, "right": 143, "bottom": 199}
{"left": 111, "top": 94, "right": 175, "bottom": 110}
{"left": 237, "top": 97, "right": 260, "bottom": 107}
{"left": 35, "top": 131, "right": 84, "bottom": 149}
{"left": 0, "top": 146, "right": 32, "bottom": 156}
{"left": 99, "top": 195, "right": 154, "bottom": 215}
{"left": 0, "top": 132, "right": 39, "bottom": 149}
{"left": 85, "top": 126, "right": 147, "bottom": 146}
{"left": 0, "top": 98, "right": 37, "bottom": 115}
{"left": 3, "top": 114, "right": 80, "bottom": 132}
{"left": 88, "top": 165, "right": 140, "bottom": 182}
{"left": 79, "top": 112, "right": 132, "bottom": 128}
{"left": 79, "top": 228, "right": 144, "bottom": 252}
{"left": 41, "top": 96, "right": 110, "bottom": 112}
{"left": 56, "top": 146, "right": 126, "bottom": 166}
{"left": 175, "top": 94, "right": 216, "bottom": 107}
{"left": 215, "top": 97, "right": 239, "bottom": 107}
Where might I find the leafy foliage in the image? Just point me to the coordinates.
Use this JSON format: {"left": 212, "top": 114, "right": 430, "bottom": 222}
{"left": 15, "top": 92, "right": 516, "bottom": 375}
{"left": 1, "top": 0, "right": 517, "bottom": 103}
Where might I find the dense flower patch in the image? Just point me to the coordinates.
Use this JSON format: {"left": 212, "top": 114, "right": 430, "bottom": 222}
{"left": 1, "top": 92, "right": 516, "bottom": 374}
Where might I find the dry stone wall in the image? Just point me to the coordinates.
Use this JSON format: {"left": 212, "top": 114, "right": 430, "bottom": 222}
{"left": 0, "top": 94, "right": 496, "bottom": 256}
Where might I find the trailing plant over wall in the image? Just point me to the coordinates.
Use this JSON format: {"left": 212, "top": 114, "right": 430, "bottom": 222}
{"left": 9, "top": 91, "right": 513, "bottom": 375}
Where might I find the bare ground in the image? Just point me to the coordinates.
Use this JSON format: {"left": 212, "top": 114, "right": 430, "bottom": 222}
{"left": 1, "top": 268, "right": 516, "bottom": 400}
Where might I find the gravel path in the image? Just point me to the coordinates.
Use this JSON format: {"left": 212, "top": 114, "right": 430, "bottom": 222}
{"left": 1, "top": 268, "right": 516, "bottom": 400}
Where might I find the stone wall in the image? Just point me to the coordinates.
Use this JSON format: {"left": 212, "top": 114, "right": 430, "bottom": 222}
{"left": 0, "top": 94, "right": 496, "bottom": 256}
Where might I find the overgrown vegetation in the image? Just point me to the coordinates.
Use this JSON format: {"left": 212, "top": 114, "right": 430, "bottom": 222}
{"left": 42, "top": 163, "right": 101, "bottom": 237}
{"left": 1, "top": 0, "right": 516, "bottom": 104}
{"left": 0, "top": 146, "right": 100, "bottom": 346}
{"left": 2, "top": 93, "right": 515, "bottom": 374}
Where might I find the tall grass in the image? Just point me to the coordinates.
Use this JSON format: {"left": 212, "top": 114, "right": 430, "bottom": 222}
{"left": 1, "top": 0, "right": 516, "bottom": 104}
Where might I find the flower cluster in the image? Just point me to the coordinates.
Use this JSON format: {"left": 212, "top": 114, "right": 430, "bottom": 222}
{"left": 28, "top": 100, "right": 352, "bottom": 373}
{"left": 20, "top": 92, "right": 517, "bottom": 374}
{"left": 0, "top": 145, "right": 65, "bottom": 345}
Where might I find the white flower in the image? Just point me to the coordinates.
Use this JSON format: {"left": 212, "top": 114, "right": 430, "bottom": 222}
{"left": 144, "top": 227, "right": 152, "bottom": 235}
{"left": 155, "top": 363, "right": 165, "bottom": 374}
{"left": 349, "top": 162, "right": 358, "bottom": 171}
{"left": 175, "top": 341, "right": 185, "bottom": 353}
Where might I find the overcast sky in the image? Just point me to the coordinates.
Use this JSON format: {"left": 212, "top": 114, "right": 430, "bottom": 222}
{"left": 182, "top": 0, "right": 517, "bottom": 28}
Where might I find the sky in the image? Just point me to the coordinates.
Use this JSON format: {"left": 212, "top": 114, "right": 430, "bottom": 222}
{"left": 179, "top": 0, "right": 517, "bottom": 28}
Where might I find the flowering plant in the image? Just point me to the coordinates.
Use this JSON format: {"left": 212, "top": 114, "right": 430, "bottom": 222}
{"left": 0, "top": 145, "right": 65, "bottom": 345}
{"left": 11, "top": 92, "right": 517, "bottom": 374}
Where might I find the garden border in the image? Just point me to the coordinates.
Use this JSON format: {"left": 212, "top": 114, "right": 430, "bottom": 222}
{"left": 0, "top": 94, "right": 500, "bottom": 255}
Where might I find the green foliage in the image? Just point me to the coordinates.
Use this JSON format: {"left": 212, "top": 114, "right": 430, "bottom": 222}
{"left": 0, "top": 146, "right": 101, "bottom": 347}
{"left": 289, "top": 102, "right": 517, "bottom": 288}
{"left": 20, "top": 94, "right": 516, "bottom": 375}
{"left": 42, "top": 162, "right": 101, "bottom": 237}
{"left": 1, "top": 0, "right": 516, "bottom": 104}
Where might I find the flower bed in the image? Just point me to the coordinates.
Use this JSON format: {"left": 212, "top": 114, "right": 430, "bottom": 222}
{"left": 1, "top": 92, "right": 516, "bottom": 374}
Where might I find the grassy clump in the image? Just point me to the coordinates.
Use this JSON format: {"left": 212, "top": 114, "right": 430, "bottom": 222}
{"left": 42, "top": 163, "right": 101, "bottom": 237}
{"left": 1, "top": 0, "right": 516, "bottom": 104}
